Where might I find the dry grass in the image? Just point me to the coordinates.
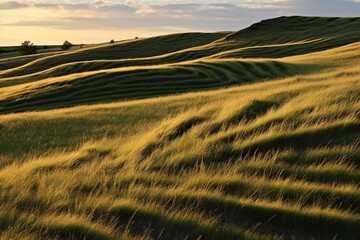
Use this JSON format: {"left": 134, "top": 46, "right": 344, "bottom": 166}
{"left": 0, "top": 16, "right": 359, "bottom": 239}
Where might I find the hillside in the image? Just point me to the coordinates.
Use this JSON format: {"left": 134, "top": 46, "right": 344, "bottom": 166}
{"left": 1, "top": 17, "right": 359, "bottom": 114}
{"left": 0, "top": 16, "right": 359, "bottom": 240}
{"left": 225, "top": 16, "right": 360, "bottom": 50}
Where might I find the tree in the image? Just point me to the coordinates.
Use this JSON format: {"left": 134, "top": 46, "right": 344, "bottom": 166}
{"left": 18, "top": 41, "right": 37, "bottom": 55}
{"left": 110, "top": 39, "right": 115, "bottom": 43}
{"left": 61, "top": 40, "right": 73, "bottom": 50}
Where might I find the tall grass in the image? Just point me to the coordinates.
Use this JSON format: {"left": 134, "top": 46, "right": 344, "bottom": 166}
{"left": 0, "top": 16, "right": 359, "bottom": 239}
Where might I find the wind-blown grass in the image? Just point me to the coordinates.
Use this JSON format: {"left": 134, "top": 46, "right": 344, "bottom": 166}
{"left": 0, "top": 16, "right": 359, "bottom": 239}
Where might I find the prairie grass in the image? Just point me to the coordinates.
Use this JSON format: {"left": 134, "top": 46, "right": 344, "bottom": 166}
{"left": 0, "top": 16, "right": 359, "bottom": 239}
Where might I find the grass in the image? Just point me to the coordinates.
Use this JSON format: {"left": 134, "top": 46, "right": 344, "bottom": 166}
{"left": 0, "top": 60, "right": 316, "bottom": 113}
{"left": 0, "top": 45, "right": 62, "bottom": 59}
{"left": 0, "top": 16, "right": 359, "bottom": 239}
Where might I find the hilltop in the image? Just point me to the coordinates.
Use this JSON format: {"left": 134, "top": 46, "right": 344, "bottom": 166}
{"left": 0, "top": 16, "right": 359, "bottom": 240}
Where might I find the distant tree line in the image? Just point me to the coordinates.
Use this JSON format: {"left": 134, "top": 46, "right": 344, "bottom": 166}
{"left": 17, "top": 38, "right": 132, "bottom": 55}
{"left": 17, "top": 40, "right": 75, "bottom": 55}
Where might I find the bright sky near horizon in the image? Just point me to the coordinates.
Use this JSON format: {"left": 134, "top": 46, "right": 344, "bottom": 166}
{"left": 0, "top": 0, "right": 359, "bottom": 46}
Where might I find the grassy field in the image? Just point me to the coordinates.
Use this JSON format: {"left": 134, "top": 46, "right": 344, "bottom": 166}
{"left": 0, "top": 45, "right": 63, "bottom": 59}
{"left": 0, "top": 16, "right": 359, "bottom": 239}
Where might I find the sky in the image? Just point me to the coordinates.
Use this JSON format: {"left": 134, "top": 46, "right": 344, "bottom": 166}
{"left": 0, "top": 0, "right": 359, "bottom": 46}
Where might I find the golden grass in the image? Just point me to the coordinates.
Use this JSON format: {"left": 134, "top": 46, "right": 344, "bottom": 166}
{"left": 0, "top": 17, "right": 359, "bottom": 239}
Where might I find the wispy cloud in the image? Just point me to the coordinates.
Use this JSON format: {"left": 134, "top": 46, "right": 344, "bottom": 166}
{"left": 0, "top": 0, "right": 29, "bottom": 9}
{"left": 1, "top": 1, "right": 279, "bottom": 30}
{"left": 0, "top": 0, "right": 358, "bottom": 45}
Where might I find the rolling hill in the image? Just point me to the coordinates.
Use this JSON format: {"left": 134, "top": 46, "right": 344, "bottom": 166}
{"left": 0, "top": 16, "right": 359, "bottom": 240}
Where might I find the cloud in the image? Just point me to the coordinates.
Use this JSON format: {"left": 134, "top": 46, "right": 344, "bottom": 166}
{"left": 0, "top": 1, "right": 29, "bottom": 9}
{"left": 286, "top": 0, "right": 360, "bottom": 16}
{"left": 61, "top": 3, "right": 91, "bottom": 10}
{"left": 32, "top": 3, "right": 60, "bottom": 9}
{"left": 124, "top": 0, "right": 135, "bottom": 5}
{"left": 1, "top": 0, "right": 359, "bottom": 45}
{"left": 241, "top": 0, "right": 289, "bottom": 8}
{"left": 2, "top": 1, "right": 265, "bottom": 29}
{"left": 152, "top": 3, "right": 201, "bottom": 13}
{"left": 97, "top": 3, "right": 134, "bottom": 12}
{"left": 136, "top": 6, "right": 156, "bottom": 15}
{"left": 92, "top": 0, "right": 107, "bottom": 5}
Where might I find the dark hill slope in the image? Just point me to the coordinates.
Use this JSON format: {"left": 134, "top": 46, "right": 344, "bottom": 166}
{"left": 220, "top": 16, "right": 360, "bottom": 58}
